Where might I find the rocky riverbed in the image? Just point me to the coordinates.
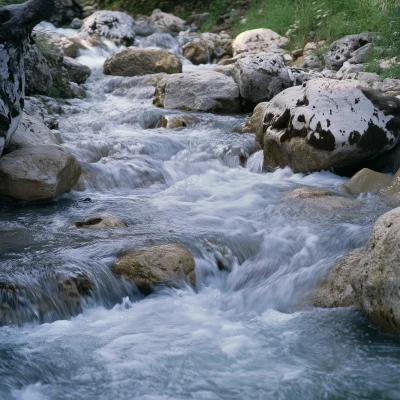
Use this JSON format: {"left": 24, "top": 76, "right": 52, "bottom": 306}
{"left": 1, "top": 5, "right": 400, "bottom": 399}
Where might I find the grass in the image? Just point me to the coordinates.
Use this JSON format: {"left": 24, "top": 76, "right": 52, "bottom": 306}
{"left": 233, "top": 0, "right": 400, "bottom": 77}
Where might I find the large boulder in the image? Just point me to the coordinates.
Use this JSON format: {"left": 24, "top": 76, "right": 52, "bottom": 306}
{"left": 351, "top": 207, "right": 400, "bottom": 335}
{"left": 112, "top": 243, "right": 195, "bottom": 294}
{"left": 80, "top": 11, "right": 136, "bottom": 46}
{"left": 254, "top": 78, "right": 400, "bottom": 173}
{"left": 325, "top": 33, "right": 374, "bottom": 71}
{"left": 153, "top": 72, "right": 241, "bottom": 113}
{"left": 232, "top": 28, "right": 289, "bottom": 56}
{"left": 5, "top": 113, "right": 59, "bottom": 153}
{"left": 149, "top": 9, "right": 187, "bottom": 36}
{"left": 311, "top": 252, "right": 364, "bottom": 308}
{"left": 0, "top": 145, "right": 81, "bottom": 202}
{"left": 103, "top": 48, "right": 182, "bottom": 77}
{"left": 232, "top": 52, "right": 291, "bottom": 106}
{"left": 63, "top": 57, "right": 91, "bottom": 84}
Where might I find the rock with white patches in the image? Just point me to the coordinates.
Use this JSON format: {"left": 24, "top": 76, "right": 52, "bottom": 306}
{"left": 254, "top": 78, "right": 400, "bottom": 173}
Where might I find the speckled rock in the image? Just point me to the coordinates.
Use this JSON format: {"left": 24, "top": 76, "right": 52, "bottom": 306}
{"left": 104, "top": 48, "right": 182, "bottom": 76}
{"left": 232, "top": 28, "right": 289, "bottom": 56}
{"left": 351, "top": 207, "right": 400, "bottom": 334}
{"left": 153, "top": 72, "right": 241, "bottom": 113}
{"left": 254, "top": 78, "right": 400, "bottom": 173}
{"left": 80, "top": 11, "right": 136, "bottom": 46}
{"left": 112, "top": 244, "right": 195, "bottom": 294}
{"left": 232, "top": 52, "right": 291, "bottom": 105}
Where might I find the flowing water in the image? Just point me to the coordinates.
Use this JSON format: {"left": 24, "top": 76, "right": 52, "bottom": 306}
{"left": 1, "top": 26, "right": 400, "bottom": 400}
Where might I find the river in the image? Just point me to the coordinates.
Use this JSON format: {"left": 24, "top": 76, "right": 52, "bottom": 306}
{"left": 0, "top": 27, "right": 400, "bottom": 400}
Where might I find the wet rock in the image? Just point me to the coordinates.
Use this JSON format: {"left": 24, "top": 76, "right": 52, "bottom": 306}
{"left": 134, "top": 21, "right": 156, "bottom": 37}
{"left": 0, "top": 145, "right": 81, "bottom": 202}
{"left": 254, "top": 78, "right": 400, "bottom": 173}
{"left": 24, "top": 44, "right": 53, "bottom": 96}
{"left": 383, "top": 168, "right": 400, "bottom": 197}
{"left": 287, "top": 68, "right": 323, "bottom": 86}
{"left": 213, "top": 64, "right": 235, "bottom": 78}
{"left": 343, "top": 168, "right": 392, "bottom": 195}
{"left": 80, "top": 11, "right": 136, "bottom": 46}
{"left": 69, "top": 82, "right": 87, "bottom": 99}
{"left": 103, "top": 48, "right": 182, "bottom": 77}
{"left": 75, "top": 214, "right": 127, "bottom": 229}
{"left": 325, "top": 33, "right": 374, "bottom": 71}
{"left": 182, "top": 41, "right": 209, "bottom": 65}
{"left": 284, "top": 187, "right": 332, "bottom": 199}
{"left": 153, "top": 72, "right": 241, "bottom": 113}
{"left": 112, "top": 243, "right": 195, "bottom": 295}
{"left": 5, "top": 113, "right": 59, "bottom": 153}
{"left": 149, "top": 9, "right": 187, "bottom": 36}
{"left": 232, "top": 28, "right": 289, "bottom": 56}
{"left": 232, "top": 52, "right": 291, "bottom": 106}
{"left": 159, "top": 115, "right": 199, "bottom": 129}
{"left": 63, "top": 57, "right": 91, "bottom": 84}
{"left": 351, "top": 207, "right": 400, "bottom": 335}
{"left": 311, "top": 252, "right": 364, "bottom": 308}
{"left": 70, "top": 17, "right": 83, "bottom": 29}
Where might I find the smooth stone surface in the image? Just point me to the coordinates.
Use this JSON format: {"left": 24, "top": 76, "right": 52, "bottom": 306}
{"left": 0, "top": 145, "right": 81, "bottom": 202}
{"left": 159, "top": 115, "right": 199, "bottom": 129}
{"left": 63, "top": 57, "right": 91, "bottom": 84}
{"left": 75, "top": 214, "right": 127, "bottom": 229}
{"left": 112, "top": 244, "right": 195, "bottom": 295}
{"left": 344, "top": 168, "right": 392, "bottom": 195}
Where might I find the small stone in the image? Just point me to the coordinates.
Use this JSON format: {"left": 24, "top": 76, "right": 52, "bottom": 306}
{"left": 75, "top": 214, "right": 127, "bottom": 229}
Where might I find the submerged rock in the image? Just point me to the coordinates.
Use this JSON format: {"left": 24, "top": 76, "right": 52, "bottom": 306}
{"left": 112, "top": 244, "right": 195, "bottom": 295}
{"left": 103, "top": 48, "right": 182, "bottom": 76}
{"left": 232, "top": 28, "right": 289, "bottom": 56}
{"left": 232, "top": 52, "right": 291, "bottom": 106}
{"left": 284, "top": 187, "right": 332, "bottom": 199}
{"left": 311, "top": 252, "right": 364, "bottom": 308}
{"left": 80, "top": 11, "right": 136, "bottom": 46}
{"left": 351, "top": 207, "right": 400, "bottom": 335}
{"left": 75, "top": 214, "right": 127, "bottom": 229}
{"left": 0, "top": 145, "right": 81, "bottom": 202}
{"left": 159, "top": 115, "right": 199, "bottom": 129}
{"left": 153, "top": 72, "right": 241, "bottom": 113}
{"left": 254, "top": 78, "right": 400, "bottom": 173}
{"left": 343, "top": 168, "right": 392, "bottom": 195}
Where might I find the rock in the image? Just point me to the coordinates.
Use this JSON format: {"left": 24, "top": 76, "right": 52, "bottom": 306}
{"left": 325, "top": 33, "right": 374, "bottom": 71}
{"left": 383, "top": 168, "right": 400, "bottom": 197}
{"left": 153, "top": 72, "right": 241, "bottom": 113}
{"left": 70, "top": 17, "right": 83, "bottom": 29}
{"left": 311, "top": 252, "right": 364, "bottom": 308}
{"left": 303, "top": 42, "right": 317, "bottom": 54}
{"left": 149, "top": 9, "right": 187, "bottom": 36}
{"left": 335, "top": 62, "right": 364, "bottom": 80}
{"left": 351, "top": 207, "right": 400, "bottom": 334}
{"left": 69, "top": 82, "right": 87, "bottom": 99}
{"left": 213, "top": 64, "right": 235, "bottom": 78}
{"left": 186, "top": 12, "right": 209, "bottom": 28}
{"left": 255, "top": 78, "right": 400, "bottom": 173}
{"left": 302, "top": 55, "right": 321, "bottom": 70}
{"left": 284, "top": 187, "right": 332, "bottom": 199}
{"left": 381, "top": 79, "right": 400, "bottom": 94}
{"left": 63, "top": 56, "right": 91, "bottom": 84}
{"left": 232, "top": 28, "right": 289, "bottom": 56}
{"left": 80, "top": 11, "right": 136, "bottom": 46}
{"left": 0, "top": 145, "right": 81, "bottom": 202}
{"left": 291, "top": 48, "right": 303, "bottom": 59}
{"left": 348, "top": 43, "right": 373, "bottom": 64}
{"left": 159, "top": 115, "right": 199, "bottom": 129}
{"left": 348, "top": 72, "right": 382, "bottom": 87}
{"left": 103, "top": 48, "right": 182, "bottom": 77}
{"left": 232, "top": 52, "right": 291, "bottom": 106}
{"left": 288, "top": 68, "right": 323, "bottom": 86}
{"left": 182, "top": 41, "right": 209, "bottom": 65}
{"left": 24, "top": 44, "right": 53, "bottom": 96}
{"left": 5, "top": 113, "right": 59, "bottom": 153}
{"left": 343, "top": 168, "right": 392, "bottom": 195}
{"left": 112, "top": 243, "right": 195, "bottom": 294}
{"left": 75, "top": 214, "right": 127, "bottom": 229}
{"left": 134, "top": 21, "right": 156, "bottom": 37}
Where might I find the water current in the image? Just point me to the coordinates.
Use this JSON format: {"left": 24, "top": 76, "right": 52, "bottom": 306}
{"left": 0, "top": 24, "right": 399, "bottom": 400}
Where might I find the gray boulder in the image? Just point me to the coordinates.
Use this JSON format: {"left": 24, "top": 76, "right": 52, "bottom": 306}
{"left": 232, "top": 52, "right": 291, "bottom": 106}
{"left": 5, "top": 113, "right": 59, "bottom": 153}
{"left": 287, "top": 68, "right": 323, "bottom": 86}
{"left": 325, "top": 33, "right": 374, "bottom": 71}
{"left": 80, "top": 11, "right": 136, "bottom": 46}
{"left": 149, "top": 9, "right": 187, "bottom": 35}
{"left": 153, "top": 72, "right": 241, "bottom": 113}
{"left": 63, "top": 57, "right": 91, "bottom": 84}
{"left": 112, "top": 243, "right": 195, "bottom": 295}
{"left": 0, "top": 145, "right": 81, "bottom": 202}
{"left": 103, "top": 48, "right": 182, "bottom": 76}
{"left": 255, "top": 78, "right": 400, "bottom": 173}
{"left": 343, "top": 168, "right": 392, "bottom": 195}
{"left": 134, "top": 21, "right": 156, "bottom": 37}
{"left": 351, "top": 207, "right": 400, "bottom": 335}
